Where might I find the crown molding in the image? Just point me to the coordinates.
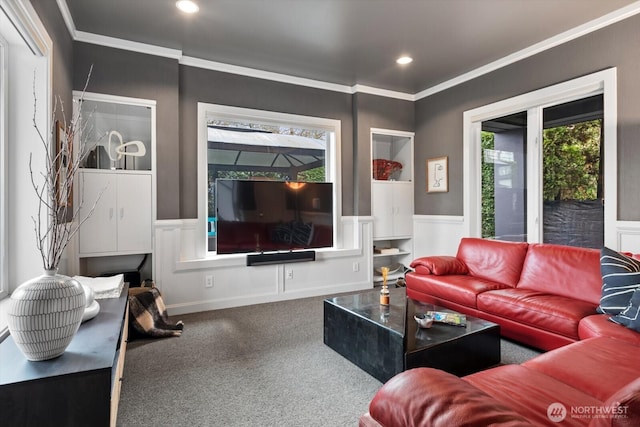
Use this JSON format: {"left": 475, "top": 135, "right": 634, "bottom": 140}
{"left": 415, "top": 1, "right": 640, "bottom": 100}
{"left": 57, "top": 0, "right": 640, "bottom": 101}
{"left": 55, "top": 0, "right": 75, "bottom": 39}
{"left": 179, "top": 55, "right": 354, "bottom": 95}
{"left": 75, "top": 30, "right": 182, "bottom": 59}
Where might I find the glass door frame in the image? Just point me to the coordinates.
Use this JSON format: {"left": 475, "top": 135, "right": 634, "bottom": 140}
{"left": 463, "top": 68, "right": 617, "bottom": 247}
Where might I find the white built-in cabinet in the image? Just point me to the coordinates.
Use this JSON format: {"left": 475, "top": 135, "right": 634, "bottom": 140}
{"left": 371, "top": 129, "right": 414, "bottom": 284}
{"left": 78, "top": 170, "right": 152, "bottom": 255}
{"left": 73, "top": 92, "right": 156, "bottom": 277}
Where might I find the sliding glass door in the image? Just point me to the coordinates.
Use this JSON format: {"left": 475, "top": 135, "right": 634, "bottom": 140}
{"left": 478, "top": 96, "right": 604, "bottom": 248}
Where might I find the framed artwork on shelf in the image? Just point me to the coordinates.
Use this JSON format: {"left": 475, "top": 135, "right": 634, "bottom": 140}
{"left": 426, "top": 156, "right": 448, "bottom": 193}
{"left": 55, "top": 120, "right": 73, "bottom": 216}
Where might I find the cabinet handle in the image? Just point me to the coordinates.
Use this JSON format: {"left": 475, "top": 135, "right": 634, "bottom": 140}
{"left": 120, "top": 208, "right": 124, "bottom": 219}
{"left": 109, "top": 208, "right": 114, "bottom": 219}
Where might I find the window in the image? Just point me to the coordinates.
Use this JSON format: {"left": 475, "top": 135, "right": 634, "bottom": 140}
{"left": 197, "top": 103, "right": 341, "bottom": 256}
{"left": 464, "top": 69, "right": 617, "bottom": 248}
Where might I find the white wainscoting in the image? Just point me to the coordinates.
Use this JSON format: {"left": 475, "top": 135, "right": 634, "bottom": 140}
{"left": 413, "top": 215, "right": 465, "bottom": 257}
{"left": 617, "top": 221, "right": 640, "bottom": 253}
{"left": 153, "top": 215, "right": 640, "bottom": 315}
{"left": 411, "top": 215, "right": 640, "bottom": 256}
{"left": 154, "top": 217, "right": 374, "bottom": 315}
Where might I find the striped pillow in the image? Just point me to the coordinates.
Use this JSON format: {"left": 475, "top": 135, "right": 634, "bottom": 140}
{"left": 597, "top": 247, "right": 640, "bottom": 315}
{"left": 610, "top": 288, "right": 640, "bottom": 332}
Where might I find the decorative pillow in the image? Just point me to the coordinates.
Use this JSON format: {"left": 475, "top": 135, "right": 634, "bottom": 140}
{"left": 410, "top": 256, "right": 468, "bottom": 276}
{"left": 598, "top": 247, "right": 640, "bottom": 315}
{"left": 609, "top": 288, "right": 640, "bottom": 332}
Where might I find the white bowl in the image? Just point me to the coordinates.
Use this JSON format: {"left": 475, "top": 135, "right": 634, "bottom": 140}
{"left": 414, "top": 313, "right": 434, "bottom": 329}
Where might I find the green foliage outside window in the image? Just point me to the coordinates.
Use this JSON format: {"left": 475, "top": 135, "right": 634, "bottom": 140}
{"left": 543, "top": 120, "right": 601, "bottom": 201}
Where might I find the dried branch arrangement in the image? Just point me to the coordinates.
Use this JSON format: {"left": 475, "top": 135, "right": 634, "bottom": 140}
{"left": 29, "top": 68, "right": 103, "bottom": 270}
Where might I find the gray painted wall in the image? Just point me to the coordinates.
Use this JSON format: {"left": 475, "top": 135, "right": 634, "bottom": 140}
{"left": 415, "top": 14, "right": 640, "bottom": 220}
{"left": 38, "top": 6, "right": 640, "bottom": 222}
{"left": 72, "top": 43, "right": 180, "bottom": 219}
{"left": 353, "top": 93, "right": 414, "bottom": 215}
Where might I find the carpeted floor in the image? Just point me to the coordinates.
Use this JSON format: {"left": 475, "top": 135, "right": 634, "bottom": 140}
{"left": 117, "top": 293, "right": 541, "bottom": 427}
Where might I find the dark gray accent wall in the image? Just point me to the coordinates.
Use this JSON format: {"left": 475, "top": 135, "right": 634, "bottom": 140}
{"left": 72, "top": 43, "right": 180, "bottom": 219}
{"left": 30, "top": 0, "right": 73, "bottom": 124}
{"left": 415, "top": 14, "right": 640, "bottom": 220}
{"left": 178, "top": 65, "right": 354, "bottom": 218}
{"left": 353, "top": 93, "right": 414, "bottom": 215}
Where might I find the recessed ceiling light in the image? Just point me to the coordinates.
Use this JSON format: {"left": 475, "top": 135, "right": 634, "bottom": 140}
{"left": 176, "top": 0, "right": 199, "bottom": 14}
{"left": 396, "top": 56, "right": 413, "bottom": 65}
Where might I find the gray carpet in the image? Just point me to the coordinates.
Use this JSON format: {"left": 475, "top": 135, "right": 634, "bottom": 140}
{"left": 117, "top": 293, "right": 541, "bottom": 427}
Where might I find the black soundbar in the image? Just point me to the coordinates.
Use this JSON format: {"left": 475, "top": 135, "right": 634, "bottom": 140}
{"left": 246, "top": 250, "right": 316, "bottom": 266}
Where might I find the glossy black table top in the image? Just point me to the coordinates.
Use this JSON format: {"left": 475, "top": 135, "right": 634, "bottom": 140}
{"left": 324, "top": 287, "right": 498, "bottom": 353}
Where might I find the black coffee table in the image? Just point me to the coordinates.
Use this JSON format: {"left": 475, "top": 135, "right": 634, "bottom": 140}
{"left": 323, "top": 287, "right": 500, "bottom": 383}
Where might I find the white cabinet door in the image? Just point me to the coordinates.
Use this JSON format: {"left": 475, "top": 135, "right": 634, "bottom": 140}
{"left": 372, "top": 182, "right": 394, "bottom": 239}
{"left": 78, "top": 171, "right": 152, "bottom": 255}
{"left": 116, "top": 174, "right": 152, "bottom": 253}
{"left": 79, "top": 172, "right": 117, "bottom": 254}
{"left": 392, "top": 182, "right": 413, "bottom": 237}
{"left": 372, "top": 181, "right": 413, "bottom": 239}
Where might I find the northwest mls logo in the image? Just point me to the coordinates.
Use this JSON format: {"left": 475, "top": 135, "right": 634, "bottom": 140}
{"left": 547, "top": 402, "right": 567, "bottom": 422}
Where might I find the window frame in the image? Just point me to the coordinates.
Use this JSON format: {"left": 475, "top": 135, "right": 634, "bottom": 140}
{"left": 196, "top": 102, "right": 342, "bottom": 258}
{"left": 463, "top": 68, "right": 617, "bottom": 247}
{"left": 0, "top": 32, "right": 7, "bottom": 300}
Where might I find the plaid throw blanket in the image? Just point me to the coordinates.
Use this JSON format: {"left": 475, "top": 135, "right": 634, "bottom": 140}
{"left": 129, "top": 287, "right": 184, "bottom": 337}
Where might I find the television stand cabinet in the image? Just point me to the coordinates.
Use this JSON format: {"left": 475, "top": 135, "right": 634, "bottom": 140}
{"left": 0, "top": 284, "right": 129, "bottom": 427}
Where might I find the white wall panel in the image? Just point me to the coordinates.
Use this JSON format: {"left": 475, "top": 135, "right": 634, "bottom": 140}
{"left": 155, "top": 217, "right": 373, "bottom": 315}
{"left": 413, "top": 215, "right": 465, "bottom": 257}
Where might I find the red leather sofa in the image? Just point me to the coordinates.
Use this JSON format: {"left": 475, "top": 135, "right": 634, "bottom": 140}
{"left": 359, "top": 336, "right": 640, "bottom": 427}
{"left": 405, "top": 238, "right": 640, "bottom": 351}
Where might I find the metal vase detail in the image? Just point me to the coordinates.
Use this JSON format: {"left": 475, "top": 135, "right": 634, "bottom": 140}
{"left": 7, "top": 269, "right": 86, "bottom": 361}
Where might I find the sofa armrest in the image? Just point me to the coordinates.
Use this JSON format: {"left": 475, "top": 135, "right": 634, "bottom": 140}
{"left": 367, "top": 368, "right": 533, "bottom": 427}
{"left": 409, "top": 256, "right": 468, "bottom": 276}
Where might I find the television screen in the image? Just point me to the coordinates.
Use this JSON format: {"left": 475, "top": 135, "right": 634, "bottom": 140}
{"left": 215, "top": 180, "right": 334, "bottom": 254}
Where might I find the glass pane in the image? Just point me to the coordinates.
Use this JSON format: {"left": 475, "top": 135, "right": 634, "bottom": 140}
{"left": 481, "top": 112, "right": 527, "bottom": 241}
{"left": 542, "top": 95, "right": 603, "bottom": 248}
{"left": 206, "top": 119, "right": 329, "bottom": 252}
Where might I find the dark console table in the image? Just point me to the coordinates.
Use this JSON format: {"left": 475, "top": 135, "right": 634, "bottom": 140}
{"left": 324, "top": 287, "right": 500, "bottom": 383}
{"left": 0, "top": 285, "right": 129, "bottom": 427}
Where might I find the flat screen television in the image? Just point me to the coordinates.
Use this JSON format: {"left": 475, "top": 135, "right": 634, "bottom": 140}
{"left": 215, "top": 179, "right": 334, "bottom": 254}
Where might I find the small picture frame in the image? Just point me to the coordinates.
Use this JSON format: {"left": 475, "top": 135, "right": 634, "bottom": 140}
{"left": 426, "top": 156, "right": 448, "bottom": 193}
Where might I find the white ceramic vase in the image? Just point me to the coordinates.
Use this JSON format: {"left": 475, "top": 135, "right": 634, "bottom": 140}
{"left": 7, "top": 269, "right": 86, "bottom": 361}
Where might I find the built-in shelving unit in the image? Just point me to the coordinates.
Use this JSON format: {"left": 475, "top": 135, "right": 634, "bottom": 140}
{"left": 371, "top": 128, "right": 414, "bottom": 285}
{"left": 73, "top": 92, "right": 156, "bottom": 282}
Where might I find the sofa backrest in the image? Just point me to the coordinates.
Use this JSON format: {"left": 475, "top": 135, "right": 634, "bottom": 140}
{"left": 517, "top": 243, "right": 602, "bottom": 305}
{"left": 456, "top": 238, "right": 529, "bottom": 287}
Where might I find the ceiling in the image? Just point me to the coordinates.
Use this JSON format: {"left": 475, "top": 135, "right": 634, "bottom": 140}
{"left": 64, "top": 0, "right": 638, "bottom": 95}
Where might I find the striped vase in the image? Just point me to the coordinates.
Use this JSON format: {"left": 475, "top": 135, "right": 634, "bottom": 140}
{"left": 7, "top": 269, "right": 86, "bottom": 361}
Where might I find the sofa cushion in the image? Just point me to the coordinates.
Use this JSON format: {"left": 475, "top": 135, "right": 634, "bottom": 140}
{"left": 477, "top": 288, "right": 597, "bottom": 339}
{"left": 367, "top": 368, "right": 533, "bottom": 427}
{"left": 406, "top": 272, "right": 509, "bottom": 308}
{"left": 589, "top": 378, "right": 640, "bottom": 427}
{"left": 598, "top": 247, "right": 640, "bottom": 315}
{"left": 456, "top": 238, "right": 529, "bottom": 287}
{"left": 517, "top": 243, "right": 602, "bottom": 305}
{"left": 410, "top": 256, "right": 468, "bottom": 275}
{"left": 522, "top": 337, "right": 640, "bottom": 402}
{"left": 465, "top": 364, "right": 602, "bottom": 426}
{"left": 610, "top": 288, "right": 640, "bottom": 332}
{"left": 579, "top": 314, "right": 640, "bottom": 344}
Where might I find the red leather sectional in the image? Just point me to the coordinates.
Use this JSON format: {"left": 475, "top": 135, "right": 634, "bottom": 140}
{"left": 405, "top": 237, "right": 640, "bottom": 351}
{"left": 360, "top": 238, "right": 640, "bottom": 426}
{"left": 360, "top": 336, "right": 640, "bottom": 427}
